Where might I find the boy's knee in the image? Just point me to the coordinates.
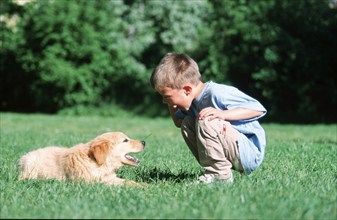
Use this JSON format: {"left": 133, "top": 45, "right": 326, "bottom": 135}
{"left": 198, "top": 118, "right": 221, "bottom": 130}
{"left": 197, "top": 118, "right": 222, "bottom": 138}
{"left": 198, "top": 118, "right": 233, "bottom": 130}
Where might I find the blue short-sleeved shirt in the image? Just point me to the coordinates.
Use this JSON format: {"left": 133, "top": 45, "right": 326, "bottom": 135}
{"left": 175, "top": 81, "right": 267, "bottom": 174}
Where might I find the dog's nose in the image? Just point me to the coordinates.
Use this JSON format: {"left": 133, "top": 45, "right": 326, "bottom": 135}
{"left": 141, "top": 141, "right": 146, "bottom": 146}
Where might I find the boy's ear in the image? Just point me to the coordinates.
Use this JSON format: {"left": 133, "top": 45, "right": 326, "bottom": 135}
{"left": 90, "top": 141, "right": 110, "bottom": 166}
{"left": 182, "top": 85, "right": 192, "bottom": 95}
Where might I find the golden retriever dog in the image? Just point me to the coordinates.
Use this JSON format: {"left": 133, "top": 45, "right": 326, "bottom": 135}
{"left": 18, "top": 132, "right": 145, "bottom": 186}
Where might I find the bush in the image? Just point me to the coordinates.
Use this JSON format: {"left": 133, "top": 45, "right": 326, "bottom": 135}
{"left": 1, "top": 0, "right": 336, "bottom": 122}
{"left": 202, "top": 0, "right": 337, "bottom": 122}
{"left": 2, "top": 0, "right": 154, "bottom": 112}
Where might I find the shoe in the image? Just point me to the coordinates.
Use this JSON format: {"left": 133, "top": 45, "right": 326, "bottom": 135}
{"left": 197, "top": 173, "right": 233, "bottom": 184}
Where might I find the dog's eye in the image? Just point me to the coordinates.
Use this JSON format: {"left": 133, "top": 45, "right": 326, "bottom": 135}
{"left": 123, "top": 139, "right": 128, "bottom": 143}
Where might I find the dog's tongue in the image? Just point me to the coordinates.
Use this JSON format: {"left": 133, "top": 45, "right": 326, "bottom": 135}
{"left": 125, "top": 154, "right": 140, "bottom": 165}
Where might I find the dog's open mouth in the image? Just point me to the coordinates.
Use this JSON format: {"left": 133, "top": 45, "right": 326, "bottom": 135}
{"left": 125, "top": 154, "right": 140, "bottom": 165}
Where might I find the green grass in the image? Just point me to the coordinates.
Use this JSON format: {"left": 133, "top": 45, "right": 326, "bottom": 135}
{"left": 1, "top": 112, "right": 336, "bottom": 219}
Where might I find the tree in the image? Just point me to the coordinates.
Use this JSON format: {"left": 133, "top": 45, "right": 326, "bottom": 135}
{"left": 205, "top": 0, "right": 337, "bottom": 122}
{"left": 2, "top": 0, "right": 154, "bottom": 112}
{"left": 2, "top": 0, "right": 336, "bottom": 122}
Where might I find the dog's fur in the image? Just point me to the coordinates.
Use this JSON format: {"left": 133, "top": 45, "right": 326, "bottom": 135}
{"left": 18, "top": 132, "right": 145, "bottom": 186}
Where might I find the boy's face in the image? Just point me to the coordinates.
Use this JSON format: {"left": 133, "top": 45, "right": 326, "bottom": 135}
{"left": 157, "top": 86, "right": 194, "bottom": 111}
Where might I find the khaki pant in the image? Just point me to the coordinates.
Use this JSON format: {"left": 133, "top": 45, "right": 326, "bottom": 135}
{"left": 181, "top": 116, "right": 243, "bottom": 179}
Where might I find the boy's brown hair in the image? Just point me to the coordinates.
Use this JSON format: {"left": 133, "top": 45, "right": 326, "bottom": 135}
{"left": 150, "top": 53, "right": 201, "bottom": 90}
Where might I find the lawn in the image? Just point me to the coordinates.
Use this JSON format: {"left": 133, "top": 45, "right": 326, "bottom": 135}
{"left": 0, "top": 112, "right": 336, "bottom": 219}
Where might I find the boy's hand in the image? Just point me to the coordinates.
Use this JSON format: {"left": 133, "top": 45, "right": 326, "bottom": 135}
{"left": 199, "top": 107, "right": 225, "bottom": 121}
{"left": 168, "top": 105, "right": 183, "bottom": 127}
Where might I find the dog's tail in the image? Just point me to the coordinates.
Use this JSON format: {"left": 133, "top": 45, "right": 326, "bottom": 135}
{"left": 18, "top": 153, "right": 39, "bottom": 180}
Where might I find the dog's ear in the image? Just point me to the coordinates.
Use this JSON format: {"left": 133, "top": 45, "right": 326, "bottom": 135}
{"left": 90, "top": 140, "right": 110, "bottom": 166}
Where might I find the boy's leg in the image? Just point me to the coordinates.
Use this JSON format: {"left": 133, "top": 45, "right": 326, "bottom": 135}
{"left": 181, "top": 116, "right": 200, "bottom": 163}
{"left": 220, "top": 121, "right": 244, "bottom": 172}
{"left": 196, "top": 118, "right": 243, "bottom": 182}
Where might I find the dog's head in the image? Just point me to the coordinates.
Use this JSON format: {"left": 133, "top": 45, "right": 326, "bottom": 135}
{"left": 89, "top": 132, "right": 145, "bottom": 167}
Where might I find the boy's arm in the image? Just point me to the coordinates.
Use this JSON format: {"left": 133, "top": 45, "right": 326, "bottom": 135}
{"left": 167, "top": 105, "right": 183, "bottom": 128}
{"left": 199, "top": 107, "right": 263, "bottom": 121}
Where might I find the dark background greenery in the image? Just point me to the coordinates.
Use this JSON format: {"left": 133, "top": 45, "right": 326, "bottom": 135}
{"left": 1, "top": 0, "right": 336, "bottom": 123}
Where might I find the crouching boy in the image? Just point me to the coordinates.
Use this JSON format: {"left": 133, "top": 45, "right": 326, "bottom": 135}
{"left": 150, "top": 53, "right": 267, "bottom": 183}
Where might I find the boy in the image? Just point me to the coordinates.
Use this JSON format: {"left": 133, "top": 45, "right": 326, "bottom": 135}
{"left": 150, "top": 53, "right": 267, "bottom": 183}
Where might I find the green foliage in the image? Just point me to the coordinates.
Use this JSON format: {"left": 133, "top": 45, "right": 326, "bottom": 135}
{"left": 1, "top": 113, "right": 336, "bottom": 218}
{"left": 13, "top": 0, "right": 153, "bottom": 111}
{"left": 141, "top": 0, "right": 210, "bottom": 53}
{"left": 1, "top": 0, "right": 336, "bottom": 122}
{"left": 204, "top": 0, "right": 337, "bottom": 122}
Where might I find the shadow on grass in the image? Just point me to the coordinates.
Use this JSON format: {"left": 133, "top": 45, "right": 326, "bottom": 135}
{"left": 137, "top": 167, "right": 200, "bottom": 183}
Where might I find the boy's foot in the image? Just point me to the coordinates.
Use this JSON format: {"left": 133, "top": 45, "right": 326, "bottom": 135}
{"left": 197, "top": 173, "right": 233, "bottom": 184}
